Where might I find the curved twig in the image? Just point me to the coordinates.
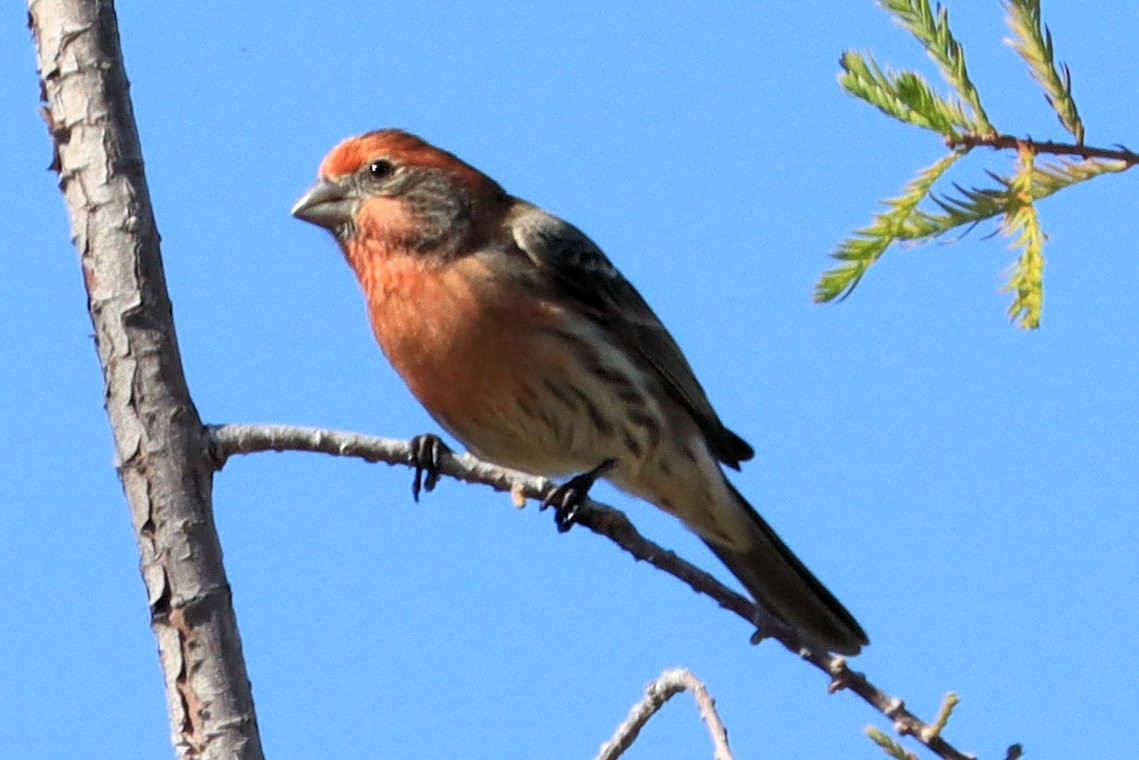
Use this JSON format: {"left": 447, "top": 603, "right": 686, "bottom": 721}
{"left": 596, "top": 668, "right": 734, "bottom": 760}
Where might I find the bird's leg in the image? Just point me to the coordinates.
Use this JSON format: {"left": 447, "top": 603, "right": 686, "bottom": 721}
{"left": 408, "top": 433, "right": 452, "bottom": 502}
{"left": 540, "top": 458, "right": 616, "bottom": 533}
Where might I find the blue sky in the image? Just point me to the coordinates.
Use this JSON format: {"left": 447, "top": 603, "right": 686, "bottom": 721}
{"left": 4, "top": 3, "right": 1137, "bottom": 758}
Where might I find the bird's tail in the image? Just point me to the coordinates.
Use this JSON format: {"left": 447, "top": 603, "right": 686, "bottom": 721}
{"left": 704, "top": 480, "right": 868, "bottom": 655}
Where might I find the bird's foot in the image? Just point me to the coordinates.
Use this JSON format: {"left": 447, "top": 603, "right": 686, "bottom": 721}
{"left": 540, "top": 458, "right": 616, "bottom": 533}
{"left": 408, "top": 434, "right": 451, "bottom": 502}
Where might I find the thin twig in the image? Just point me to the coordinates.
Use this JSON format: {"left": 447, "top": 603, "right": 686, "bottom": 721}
{"left": 949, "top": 132, "right": 1139, "bottom": 164}
{"left": 208, "top": 423, "right": 977, "bottom": 760}
{"left": 595, "top": 668, "right": 734, "bottom": 760}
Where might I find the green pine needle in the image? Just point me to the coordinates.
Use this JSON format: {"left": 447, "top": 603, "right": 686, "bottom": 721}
{"left": 815, "top": 152, "right": 962, "bottom": 303}
{"left": 866, "top": 726, "right": 919, "bottom": 760}
{"left": 930, "top": 692, "right": 960, "bottom": 736}
{"left": 1003, "top": 0, "right": 1084, "bottom": 143}
{"left": 830, "top": 0, "right": 1136, "bottom": 328}
{"left": 817, "top": 154, "right": 1125, "bottom": 307}
{"left": 1001, "top": 148, "right": 1047, "bottom": 328}
{"left": 880, "top": 0, "right": 995, "bottom": 134}
{"left": 929, "top": 155, "right": 1125, "bottom": 232}
{"left": 840, "top": 50, "right": 976, "bottom": 136}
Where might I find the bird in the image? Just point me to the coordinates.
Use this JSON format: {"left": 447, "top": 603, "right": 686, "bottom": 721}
{"left": 291, "top": 129, "right": 869, "bottom": 654}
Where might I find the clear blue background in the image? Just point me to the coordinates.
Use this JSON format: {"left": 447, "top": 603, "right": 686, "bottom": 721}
{"left": 4, "top": 3, "right": 1137, "bottom": 758}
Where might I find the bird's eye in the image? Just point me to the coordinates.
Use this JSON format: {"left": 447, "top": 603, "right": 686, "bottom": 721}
{"left": 368, "top": 159, "right": 394, "bottom": 178}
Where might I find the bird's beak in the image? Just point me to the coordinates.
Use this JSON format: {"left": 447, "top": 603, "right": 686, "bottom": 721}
{"left": 291, "top": 179, "right": 355, "bottom": 231}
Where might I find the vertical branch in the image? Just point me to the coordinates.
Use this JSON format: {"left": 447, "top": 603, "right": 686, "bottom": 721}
{"left": 27, "top": 1, "right": 263, "bottom": 758}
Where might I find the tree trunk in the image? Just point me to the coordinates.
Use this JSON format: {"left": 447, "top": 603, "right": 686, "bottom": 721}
{"left": 28, "top": 1, "right": 264, "bottom": 757}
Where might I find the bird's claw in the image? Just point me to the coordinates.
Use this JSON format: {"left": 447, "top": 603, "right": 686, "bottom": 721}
{"left": 540, "top": 458, "right": 616, "bottom": 533}
{"left": 409, "top": 434, "right": 451, "bottom": 502}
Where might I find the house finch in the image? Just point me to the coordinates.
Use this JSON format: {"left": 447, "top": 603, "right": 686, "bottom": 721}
{"left": 292, "top": 129, "right": 868, "bottom": 654}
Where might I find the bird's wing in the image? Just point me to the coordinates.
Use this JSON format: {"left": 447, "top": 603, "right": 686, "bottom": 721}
{"left": 507, "top": 202, "right": 753, "bottom": 468}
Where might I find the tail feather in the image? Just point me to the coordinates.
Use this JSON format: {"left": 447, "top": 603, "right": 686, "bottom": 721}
{"left": 706, "top": 481, "right": 868, "bottom": 655}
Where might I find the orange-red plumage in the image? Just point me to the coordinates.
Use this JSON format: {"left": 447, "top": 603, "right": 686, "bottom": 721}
{"left": 358, "top": 248, "right": 556, "bottom": 437}
{"left": 320, "top": 131, "right": 496, "bottom": 210}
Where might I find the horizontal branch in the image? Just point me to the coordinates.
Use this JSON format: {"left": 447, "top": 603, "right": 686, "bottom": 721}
{"left": 949, "top": 132, "right": 1139, "bottom": 165}
{"left": 206, "top": 423, "right": 974, "bottom": 760}
{"left": 206, "top": 423, "right": 765, "bottom": 624}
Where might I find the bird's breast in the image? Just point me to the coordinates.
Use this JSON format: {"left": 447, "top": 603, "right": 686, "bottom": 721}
{"left": 351, "top": 248, "right": 568, "bottom": 463}
{"left": 345, "top": 243, "right": 714, "bottom": 494}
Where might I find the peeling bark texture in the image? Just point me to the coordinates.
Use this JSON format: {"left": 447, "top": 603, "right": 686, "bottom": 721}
{"left": 28, "top": 2, "right": 264, "bottom": 758}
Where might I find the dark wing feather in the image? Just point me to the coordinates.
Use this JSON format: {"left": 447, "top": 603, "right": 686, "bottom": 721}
{"left": 508, "top": 202, "right": 753, "bottom": 468}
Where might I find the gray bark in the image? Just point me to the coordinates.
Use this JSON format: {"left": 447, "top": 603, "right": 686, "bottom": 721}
{"left": 28, "top": 1, "right": 264, "bottom": 757}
